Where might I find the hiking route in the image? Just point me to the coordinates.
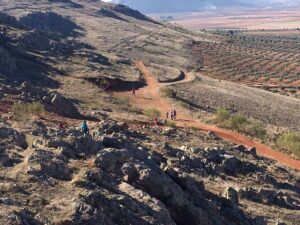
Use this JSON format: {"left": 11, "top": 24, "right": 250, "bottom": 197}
{"left": 117, "top": 61, "right": 300, "bottom": 171}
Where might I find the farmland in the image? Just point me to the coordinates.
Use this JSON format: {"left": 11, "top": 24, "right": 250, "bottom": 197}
{"left": 168, "top": 9, "right": 300, "bottom": 30}
{"left": 193, "top": 30, "right": 300, "bottom": 98}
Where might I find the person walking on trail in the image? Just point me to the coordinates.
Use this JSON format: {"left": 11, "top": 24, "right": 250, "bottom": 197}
{"left": 154, "top": 117, "right": 158, "bottom": 126}
{"left": 170, "top": 111, "right": 174, "bottom": 120}
{"left": 80, "top": 120, "right": 89, "bottom": 135}
{"left": 59, "top": 122, "right": 65, "bottom": 131}
{"left": 104, "top": 83, "right": 110, "bottom": 92}
{"left": 173, "top": 110, "right": 177, "bottom": 120}
{"left": 132, "top": 88, "right": 136, "bottom": 96}
{"left": 57, "top": 122, "right": 65, "bottom": 136}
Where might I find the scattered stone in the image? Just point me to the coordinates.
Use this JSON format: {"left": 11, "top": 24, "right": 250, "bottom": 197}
{"left": 223, "top": 187, "right": 239, "bottom": 206}
{"left": 235, "top": 144, "right": 246, "bottom": 152}
{"left": 247, "top": 147, "right": 257, "bottom": 156}
{"left": 28, "top": 150, "right": 72, "bottom": 180}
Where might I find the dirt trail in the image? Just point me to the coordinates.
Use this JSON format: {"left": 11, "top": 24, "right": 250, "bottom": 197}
{"left": 117, "top": 61, "right": 300, "bottom": 171}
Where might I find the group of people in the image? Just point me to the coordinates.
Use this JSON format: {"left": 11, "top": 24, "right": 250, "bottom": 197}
{"left": 59, "top": 111, "right": 179, "bottom": 136}
{"left": 152, "top": 109, "right": 178, "bottom": 127}
{"left": 166, "top": 110, "right": 177, "bottom": 120}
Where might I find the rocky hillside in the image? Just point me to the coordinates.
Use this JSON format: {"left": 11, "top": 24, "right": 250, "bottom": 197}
{"left": 0, "top": 114, "right": 299, "bottom": 225}
{"left": 0, "top": 1, "right": 299, "bottom": 225}
{"left": 0, "top": 0, "right": 202, "bottom": 84}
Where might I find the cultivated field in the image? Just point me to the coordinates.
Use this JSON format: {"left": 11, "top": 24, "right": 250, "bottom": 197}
{"left": 192, "top": 30, "right": 300, "bottom": 98}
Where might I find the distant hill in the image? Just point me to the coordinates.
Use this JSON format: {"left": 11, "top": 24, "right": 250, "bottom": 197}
{"left": 110, "top": 0, "right": 300, "bottom": 13}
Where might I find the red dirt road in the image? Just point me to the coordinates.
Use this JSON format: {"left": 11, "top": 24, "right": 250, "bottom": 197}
{"left": 119, "top": 61, "right": 300, "bottom": 171}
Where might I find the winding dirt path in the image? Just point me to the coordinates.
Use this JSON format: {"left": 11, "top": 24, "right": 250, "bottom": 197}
{"left": 117, "top": 61, "right": 300, "bottom": 171}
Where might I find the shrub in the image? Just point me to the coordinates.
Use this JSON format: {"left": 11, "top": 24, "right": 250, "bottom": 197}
{"left": 215, "top": 107, "right": 231, "bottom": 123}
{"left": 226, "top": 114, "right": 249, "bottom": 131}
{"left": 144, "top": 108, "right": 161, "bottom": 119}
{"left": 12, "top": 102, "right": 45, "bottom": 116}
{"left": 215, "top": 108, "right": 266, "bottom": 139}
{"left": 177, "top": 101, "right": 189, "bottom": 109}
{"left": 112, "top": 96, "right": 131, "bottom": 108}
{"left": 166, "top": 120, "right": 176, "bottom": 128}
{"left": 242, "top": 119, "right": 267, "bottom": 139}
{"left": 99, "top": 79, "right": 109, "bottom": 88}
{"left": 160, "top": 87, "right": 176, "bottom": 98}
{"left": 277, "top": 132, "right": 300, "bottom": 156}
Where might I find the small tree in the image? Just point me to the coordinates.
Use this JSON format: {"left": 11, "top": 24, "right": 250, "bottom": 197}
{"left": 144, "top": 109, "right": 161, "bottom": 119}
{"left": 277, "top": 132, "right": 300, "bottom": 157}
{"left": 12, "top": 102, "right": 45, "bottom": 117}
{"left": 160, "top": 87, "right": 176, "bottom": 98}
{"left": 12, "top": 102, "right": 45, "bottom": 126}
{"left": 215, "top": 107, "right": 230, "bottom": 123}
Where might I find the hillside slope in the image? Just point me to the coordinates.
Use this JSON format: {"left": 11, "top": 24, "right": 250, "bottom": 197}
{"left": 0, "top": 1, "right": 299, "bottom": 225}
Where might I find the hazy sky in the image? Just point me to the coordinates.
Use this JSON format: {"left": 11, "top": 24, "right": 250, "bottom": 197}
{"left": 103, "top": 0, "right": 299, "bottom": 13}
{"left": 103, "top": 0, "right": 297, "bottom": 3}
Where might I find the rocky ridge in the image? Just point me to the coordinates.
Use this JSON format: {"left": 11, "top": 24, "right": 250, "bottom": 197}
{"left": 0, "top": 117, "right": 299, "bottom": 225}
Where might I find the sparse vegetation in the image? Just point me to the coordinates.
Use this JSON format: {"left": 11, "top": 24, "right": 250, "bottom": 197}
{"left": 166, "top": 120, "right": 176, "bottom": 128}
{"left": 160, "top": 86, "right": 176, "bottom": 98}
{"left": 215, "top": 108, "right": 266, "bottom": 139}
{"left": 277, "top": 132, "right": 300, "bottom": 156}
{"left": 215, "top": 107, "right": 231, "bottom": 123}
{"left": 112, "top": 96, "right": 131, "bottom": 108}
{"left": 111, "top": 96, "right": 141, "bottom": 113}
{"left": 12, "top": 102, "right": 45, "bottom": 118}
{"left": 177, "top": 100, "right": 190, "bottom": 109}
{"left": 144, "top": 108, "right": 161, "bottom": 119}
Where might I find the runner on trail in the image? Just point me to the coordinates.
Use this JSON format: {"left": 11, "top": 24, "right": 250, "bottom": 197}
{"left": 80, "top": 120, "right": 89, "bottom": 135}
{"left": 170, "top": 111, "right": 174, "bottom": 120}
{"left": 59, "top": 122, "right": 65, "bottom": 130}
{"left": 57, "top": 122, "right": 65, "bottom": 136}
{"left": 166, "top": 112, "right": 169, "bottom": 119}
{"left": 132, "top": 88, "right": 136, "bottom": 96}
{"left": 104, "top": 82, "right": 110, "bottom": 92}
{"left": 154, "top": 117, "right": 158, "bottom": 126}
{"left": 173, "top": 110, "right": 177, "bottom": 120}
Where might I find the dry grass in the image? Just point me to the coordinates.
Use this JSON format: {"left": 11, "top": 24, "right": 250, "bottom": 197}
{"left": 215, "top": 108, "right": 267, "bottom": 139}
{"left": 144, "top": 108, "right": 161, "bottom": 119}
{"left": 277, "top": 132, "right": 300, "bottom": 157}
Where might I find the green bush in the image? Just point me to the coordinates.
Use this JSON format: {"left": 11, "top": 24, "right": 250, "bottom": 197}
{"left": 112, "top": 96, "right": 131, "bottom": 108}
{"left": 277, "top": 132, "right": 300, "bottom": 156}
{"left": 215, "top": 108, "right": 266, "bottom": 139}
{"left": 177, "top": 101, "right": 189, "bottom": 109}
{"left": 215, "top": 107, "right": 231, "bottom": 123}
{"left": 160, "top": 87, "right": 176, "bottom": 98}
{"left": 241, "top": 119, "right": 267, "bottom": 139}
{"left": 144, "top": 108, "right": 161, "bottom": 119}
{"left": 166, "top": 120, "right": 176, "bottom": 128}
{"left": 226, "top": 115, "right": 249, "bottom": 131}
{"left": 12, "top": 102, "right": 45, "bottom": 116}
